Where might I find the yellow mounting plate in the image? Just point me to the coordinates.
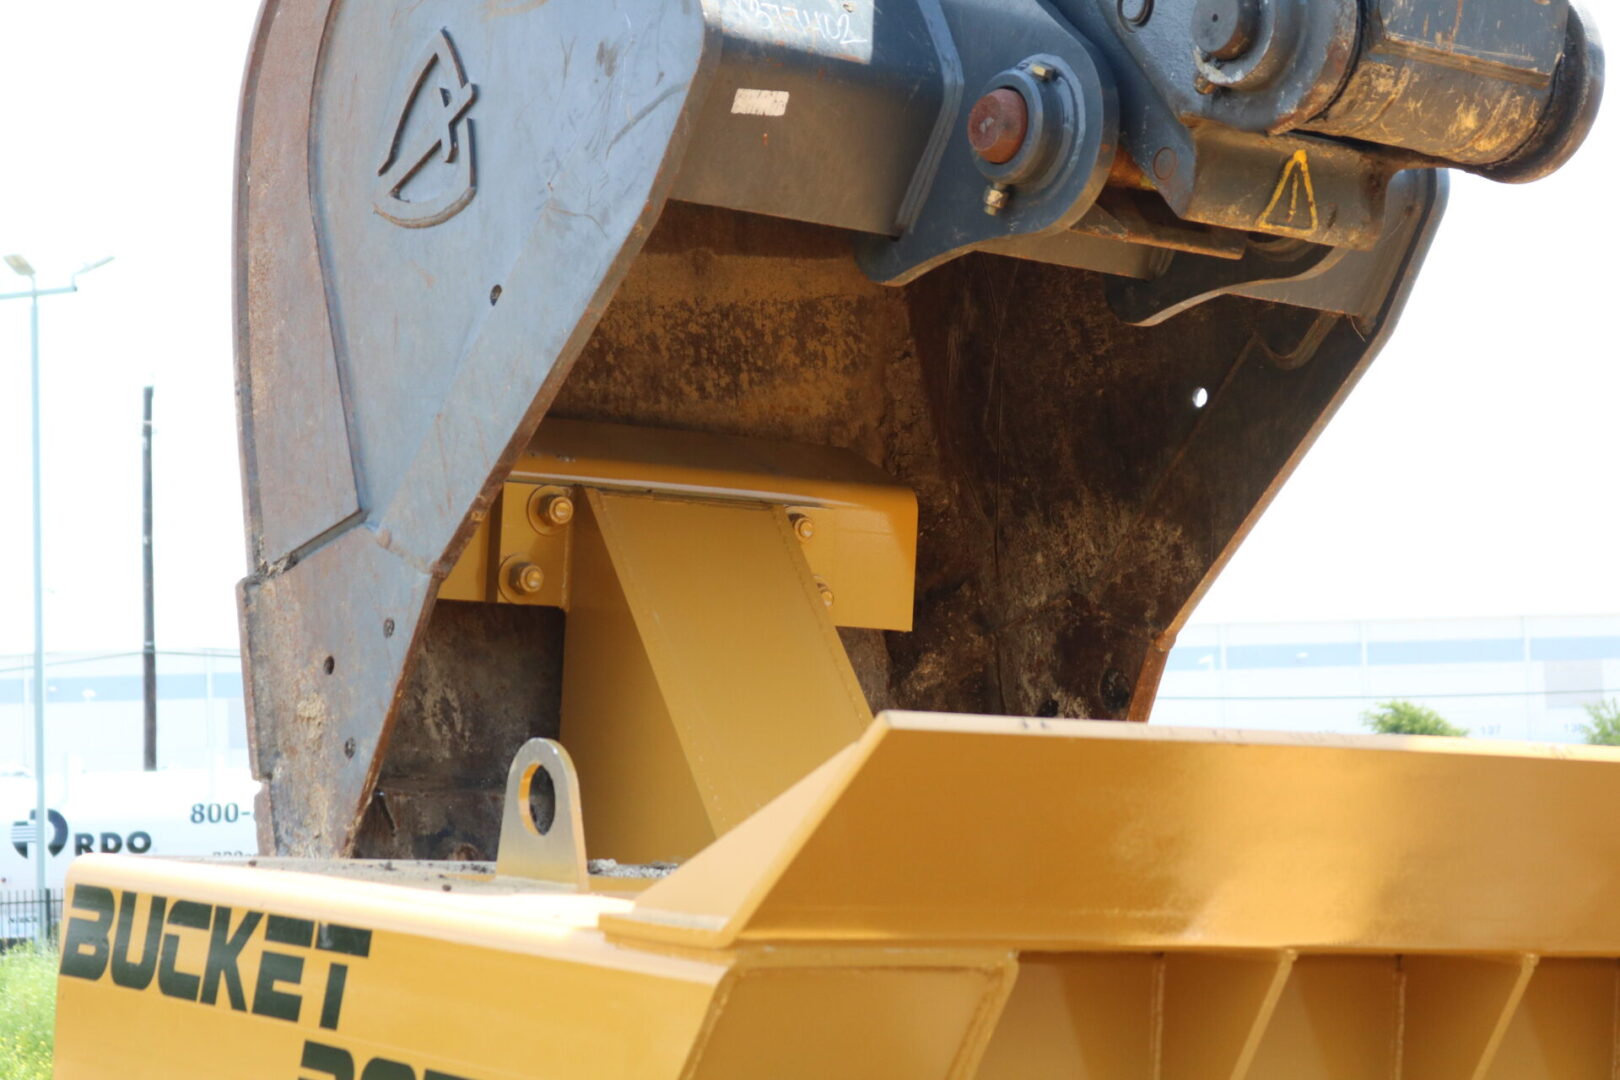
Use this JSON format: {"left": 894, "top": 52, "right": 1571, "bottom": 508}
{"left": 440, "top": 420, "right": 917, "bottom": 631}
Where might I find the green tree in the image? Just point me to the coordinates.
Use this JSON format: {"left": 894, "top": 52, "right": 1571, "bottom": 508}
{"left": 1578, "top": 699, "right": 1620, "bottom": 746}
{"left": 1361, "top": 700, "right": 1468, "bottom": 737}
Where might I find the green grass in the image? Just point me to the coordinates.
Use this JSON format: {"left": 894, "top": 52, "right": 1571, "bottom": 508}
{"left": 0, "top": 945, "right": 55, "bottom": 1080}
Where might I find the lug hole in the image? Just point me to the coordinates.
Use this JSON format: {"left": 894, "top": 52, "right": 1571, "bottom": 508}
{"left": 323, "top": 655, "right": 335, "bottom": 675}
{"left": 489, "top": 284, "right": 503, "bottom": 306}
{"left": 526, "top": 764, "right": 557, "bottom": 836}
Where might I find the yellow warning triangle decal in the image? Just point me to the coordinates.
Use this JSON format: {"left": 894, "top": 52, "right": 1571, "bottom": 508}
{"left": 1260, "top": 150, "right": 1319, "bottom": 234}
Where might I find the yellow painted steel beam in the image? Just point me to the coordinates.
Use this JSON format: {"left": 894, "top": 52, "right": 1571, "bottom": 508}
{"left": 606, "top": 713, "right": 1620, "bottom": 954}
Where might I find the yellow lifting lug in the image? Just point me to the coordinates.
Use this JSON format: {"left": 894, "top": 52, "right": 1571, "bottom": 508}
{"left": 494, "top": 738, "right": 588, "bottom": 888}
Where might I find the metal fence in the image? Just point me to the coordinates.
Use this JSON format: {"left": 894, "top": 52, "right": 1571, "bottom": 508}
{"left": 0, "top": 888, "right": 63, "bottom": 948}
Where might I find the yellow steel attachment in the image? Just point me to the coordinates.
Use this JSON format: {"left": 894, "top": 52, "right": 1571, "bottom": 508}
{"left": 438, "top": 421, "right": 917, "bottom": 865}
{"left": 53, "top": 855, "right": 1012, "bottom": 1080}
{"left": 54, "top": 716, "right": 1620, "bottom": 1080}
{"left": 439, "top": 419, "right": 918, "bottom": 632}
{"left": 562, "top": 488, "right": 873, "bottom": 864}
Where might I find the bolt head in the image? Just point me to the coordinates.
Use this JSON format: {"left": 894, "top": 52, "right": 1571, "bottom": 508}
{"left": 544, "top": 494, "right": 576, "bottom": 526}
{"left": 792, "top": 514, "right": 816, "bottom": 542}
{"left": 983, "top": 184, "right": 1011, "bottom": 216}
{"left": 966, "top": 88, "right": 1029, "bottom": 165}
{"left": 510, "top": 561, "right": 546, "bottom": 596}
{"left": 818, "top": 584, "right": 836, "bottom": 609}
{"left": 1027, "top": 61, "right": 1055, "bottom": 81}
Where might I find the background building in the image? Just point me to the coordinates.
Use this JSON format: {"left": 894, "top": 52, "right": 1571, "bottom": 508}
{"left": 0, "top": 648, "right": 245, "bottom": 778}
{"left": 8, "top": 617, "right": 1620, "bottom": 775}
{"left": 1155, "top": 615, "right": 1620, "bottom": 742}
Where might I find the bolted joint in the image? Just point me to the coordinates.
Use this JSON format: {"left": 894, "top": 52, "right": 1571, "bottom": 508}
{"left": 507, "top": 560, "right": 546, "bottom": 597}
{"left": 541, "top": 493, "right": 575, "bottom": 527}
{"left": 526, "top": 485, "right": 577, "bottom": 534}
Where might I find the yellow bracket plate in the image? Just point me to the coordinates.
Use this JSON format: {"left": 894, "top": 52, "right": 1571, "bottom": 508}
{"left": 439, "top": 419, "right": 917, "bottom": 632}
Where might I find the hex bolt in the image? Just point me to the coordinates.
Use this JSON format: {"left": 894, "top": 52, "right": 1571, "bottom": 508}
{"left": 1118, "top": 0, "right": 1153, "bottom": 26}
{"left": 967, "top": 88, "right": 1029, "bottom": 165}
{"left": 791, "top": 513, "right": 816, "bottom": 542}
{"left": 1026, "top": 61, "right": 1055, "bottom": 81}
{"left": 1194, "top": 0, "right": 1261, "bottom": 61}
{"left": 983, "top": 183, "right": 1011, "bottom": 216}
{"left": 541, "top": 493, "right": 575, "bottom": 527}
{"left": 508, "top": 561, "right": 546, "bottom": 596}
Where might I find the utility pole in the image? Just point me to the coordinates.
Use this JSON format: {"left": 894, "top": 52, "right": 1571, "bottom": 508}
{"left": 143, "top": 386, "right": 157, "bottom": 771}
{"left": 3, "top": 253, "right": 114, "bottom": 942}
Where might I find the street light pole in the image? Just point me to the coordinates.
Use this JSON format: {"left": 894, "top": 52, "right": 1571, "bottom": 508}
{"left": 27, "top": 277, "right": 46, "bottom": 940}
{"left": 3, "top": 253, "right": 113, "bottom": 942}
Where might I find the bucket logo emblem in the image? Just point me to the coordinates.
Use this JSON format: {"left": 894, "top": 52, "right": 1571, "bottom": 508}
{"left": 374, "top": 28, "right": 478, "bottom": 229}
{"left": 10, "top": 808, "right": 68, "bottom": 858}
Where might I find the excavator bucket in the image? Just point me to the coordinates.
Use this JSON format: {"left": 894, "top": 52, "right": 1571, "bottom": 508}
{"left": 234, "top": 0, "right": 1602, "bottom": 862}
{"left": 47, "top": 0, "right": 1611, "bottom": 1076}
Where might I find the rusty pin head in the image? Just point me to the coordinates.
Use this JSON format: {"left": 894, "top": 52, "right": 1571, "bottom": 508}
{"left": 1194, "top": 0, "right": 1261, "bottom": 61}
{"left": 967, "top": 87, "right": 1030, "bottom": 165}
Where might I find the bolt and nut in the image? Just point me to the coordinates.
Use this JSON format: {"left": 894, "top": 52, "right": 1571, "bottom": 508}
{"left": 540, "top": 493, "right": 575, "bottom": 527}
{"left": 508, "top": 561, "right": 546, "bottom": 596}
{"left": 791, "top": 514, "right": 816, "bottom": 542}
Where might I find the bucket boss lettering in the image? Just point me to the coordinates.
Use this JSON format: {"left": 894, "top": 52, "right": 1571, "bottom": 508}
{"left": 57, "top": 884, "right": 370, "bottom": 1031}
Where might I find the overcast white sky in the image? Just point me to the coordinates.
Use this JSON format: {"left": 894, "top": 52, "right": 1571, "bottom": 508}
{"left": 0, "top": 2, "right": 1615, "bottom": 659}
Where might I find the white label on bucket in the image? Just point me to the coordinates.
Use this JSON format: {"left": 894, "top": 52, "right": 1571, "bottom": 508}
{"left": 731, "top": 89, "right": 790, "bottom": 117}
